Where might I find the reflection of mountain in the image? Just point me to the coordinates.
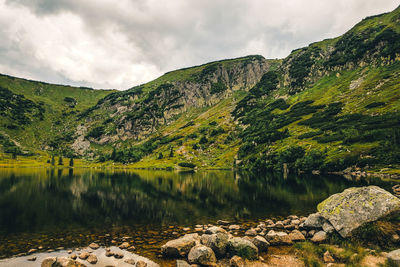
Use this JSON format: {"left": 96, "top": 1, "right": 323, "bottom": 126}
{"left": 0, "top": 169, "right": 394, "bottom": 235}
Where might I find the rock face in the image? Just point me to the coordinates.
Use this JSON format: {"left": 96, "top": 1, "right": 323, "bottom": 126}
{"left": 317, "top": 186, "right": 400, "bottom": 237}
{"left": 161, "top": 234, "right": 198, "bottom": 257}
{"left": 227, "top": 237, "right": 258, "bottom": 260}
{"left": 387, "top": 249, "right": 400, "bottom": 267}
{"left": 187, "top": 245, "right": 217, "bottom": 266}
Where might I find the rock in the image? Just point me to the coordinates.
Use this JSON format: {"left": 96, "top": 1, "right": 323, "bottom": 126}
{"left": 323, "top": 251, "right": 335, "bottom": 263}
{"left": 284, "top": 224, "right": 295, "bottom": 230}
{"left": 245, "top": 228, "right": 257, "bottom": 236}
{"left": 265, "top": 230, "right": 293, "bottom": 245}
{"left": 205, "top": 226, "right": 227, "bottom": 234}
{"left": 188, "top": 245, "right": 217, "bottom": 266}
{"left": 251, "top": 236, "right": 269, "bottom": 252}
{"left": 52, "top": 257, "right": 87, "bottom": 267}
{"left": 183, "top": 227, "right": 191, "bottom": 231}
{"left": 41, "top": 257, "right": 57, "bottom": 267}
{"left": 119, "top": 242, "right": 130, "bottom": 249}
{"left": 136, "top": 261, "right": 147, "bottom": 267}
{"left": 176, "top": 260, "right": 191, "bottom": 267}
{"left": 161, "top": 235, "right": 198, "bottom": 257}
{"left": 317, "top": 186, "right": 400, "bottom": 237}
{"left": 387, "top": 249, "right": 400, "bottom": 267}
{"left": 322, "top": 222, "right": 335, "bottom": 234}
{"left": 291, "top": 219, "right": 300, "bottom": 225}
{"left": 105, "top": 251, "right": 114, "bottom": 257}
{"left": 68, "top": 250, "right": 72, "bottom": 254}
{"left": 87, "top": 254, "right": 98, "bottom": 264}
{"left": 124, "top": 258, "right": 135, "bottom": 265}
{"left": 288, "top": 230, "right": 306, "bottom": 242}
{"left": 217, "top": 220, "right": 230, "bottom": 225}
{"left": 392, "top": 234, "right": 400, "bottom": 243}
{"left": 230, "top": 255, "right": 245, "bottom": 267}
{"left": 114, "top": 252, "right": 124, "bottom": 259}
{"left": 274, "top": 222, "right": 284, "bottom": 229}
{"left": 228, "top": 237, "right": 258, "bottom": 260}
{"left": 229, "top": 225, "right": 240, "bottom": 230}
{"left": 311, "top": 231, "right": 327, "bottom": 243}
{"left": 28, "top": 248, "right": 37, "bottom": 254}
{"left": 27, "top": 257, "right": 37, "bottom": 261}
{"left": 303, "top": 213, "right": 325, "bottom": 229}
{"left": 79, "top": 252, "right": 90, "bottom": 260}
{"left": 70, "top": 254, "right": 77, "bottom": 260}
{"left": 88, "top": 243, "right": 99, "bottom": 250}
{"left": 201, "top": 232, "right": 229, "bottom": 258}
{"left": 128, "top": 245, "right": 136, "bottom": 251}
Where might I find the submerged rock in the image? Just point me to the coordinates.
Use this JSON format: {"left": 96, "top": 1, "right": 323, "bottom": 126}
{"left": 228, "top": 237, "right": 258, "bottom": 260}
{"left": 188, "top": 245, "right": 217, "bottom": 266}
{"left": 317, "top": 186, "right": 400, "bottom": 237}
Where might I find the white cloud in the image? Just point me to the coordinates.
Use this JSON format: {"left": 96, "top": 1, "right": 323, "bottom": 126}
{"left": 0, "top": 0, "right": 398, "bottom": 89}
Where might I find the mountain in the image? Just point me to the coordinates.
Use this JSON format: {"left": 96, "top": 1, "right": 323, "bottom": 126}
{"left": 0, "top": 6, "right": 399, "bottom": 172}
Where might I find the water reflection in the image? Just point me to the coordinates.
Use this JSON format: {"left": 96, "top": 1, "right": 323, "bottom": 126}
{"left": 0, "top": 168, "right": 395, "bottom": 236}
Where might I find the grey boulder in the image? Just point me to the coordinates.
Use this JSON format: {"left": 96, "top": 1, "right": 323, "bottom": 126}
{"left": 318, "top": 186, "right": 400, "bottom": 237}
{"left": 187, "top": 245, "right": 217, "bottom": 266}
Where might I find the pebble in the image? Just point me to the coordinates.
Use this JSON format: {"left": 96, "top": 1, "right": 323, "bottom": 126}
{"left": 119, "top": 242, "right": 130, "bottom": 249}
{"left": 136, "top": 260, "right": 147, "bottom": 267}
{"left": 27, "top": 257, "right": 36, "bottom": 261}
{"left": 70, "top": 254, "right": 77, "bottom": 260}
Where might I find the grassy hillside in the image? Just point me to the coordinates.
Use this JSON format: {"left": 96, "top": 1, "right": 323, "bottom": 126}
{"left": 0, "top": 6, "right": 399, "bottom": 173}
{"left": 233, "top": 6, "right": 400, "bottom": 172}
{"left": 0, "top": 74, "right": 114, "bottom": 155}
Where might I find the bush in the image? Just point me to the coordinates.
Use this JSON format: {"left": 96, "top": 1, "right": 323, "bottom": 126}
{"left": 199, "top": 136, "right": 208, "bottom": 144}
{"left": 178, "top": 162, "right": 196, "bottom": 168}
{"left": 86, "top": 126, "right": 105, "bottom": 139}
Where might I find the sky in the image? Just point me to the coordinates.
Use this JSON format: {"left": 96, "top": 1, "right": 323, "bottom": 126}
{"left": 0, "top": 0, "right": 398, "bottom": 90}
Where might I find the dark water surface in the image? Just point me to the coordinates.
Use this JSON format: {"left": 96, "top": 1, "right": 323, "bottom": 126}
{"left": 0, "top": 168, "right": 396, "bottom": 262}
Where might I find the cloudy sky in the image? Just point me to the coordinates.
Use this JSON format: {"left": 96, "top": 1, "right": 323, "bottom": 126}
{"left": 0, "top": 0, "right": 398, "bottom": 90}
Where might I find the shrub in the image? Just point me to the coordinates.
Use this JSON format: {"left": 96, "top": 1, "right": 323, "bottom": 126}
{"left": 178, "top": 162, "right": 196, "bottom": 168}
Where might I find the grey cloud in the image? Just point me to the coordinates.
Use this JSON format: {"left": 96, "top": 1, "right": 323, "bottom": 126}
{"left": 1, "top": 0, "right": 399, "bottom": 89}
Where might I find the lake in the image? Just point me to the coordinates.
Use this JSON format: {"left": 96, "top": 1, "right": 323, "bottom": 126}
{"left": 0, "top": 168, "right": 396, "bottom": 263}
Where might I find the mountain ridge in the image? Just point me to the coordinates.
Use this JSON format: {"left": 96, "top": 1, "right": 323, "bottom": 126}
{"left": 0, "top": 6, "right": 399, "bottom": 172}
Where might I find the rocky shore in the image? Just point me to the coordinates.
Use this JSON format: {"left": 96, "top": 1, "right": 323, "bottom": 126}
{"left": 1, "top": 186, "right": 400, "bottom": 267}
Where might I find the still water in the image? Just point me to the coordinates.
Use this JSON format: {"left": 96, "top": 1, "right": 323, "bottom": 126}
{"left": 0, "top": 168, "right": 395, "bottom": 261}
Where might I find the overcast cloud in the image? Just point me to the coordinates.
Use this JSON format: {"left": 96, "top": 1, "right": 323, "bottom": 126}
{"left": 0, "top": 0, "right": 398, "bottom": 89}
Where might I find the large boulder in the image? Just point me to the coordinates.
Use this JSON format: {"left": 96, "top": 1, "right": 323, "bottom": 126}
{"left": 317, "top": 186, "right": 400, "bottom": 237}
{"left": 227, "top": 237, "right": 258, "bottom": 260}
{"left": 251, "top": 235, "right": 269, "bottom": 252}
{"left": 187, "top": 245, "right": 217, "bottom": 266}
{"left": 201, "top": 232, "right": 229, "bottom": 258}
{"left": 161, "top": 234, "right": 199, "bottom": 257}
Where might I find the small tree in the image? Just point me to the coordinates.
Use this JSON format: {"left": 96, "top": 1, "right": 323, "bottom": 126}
{"left": 169, "top": 146, "right": 174, "bottom": 157}
{"left": 51, "top": 155, "right": 55, "bottom": 166}
{"left": 158, "top": 152, "right": 163, "bottom": 159}
{"left": 58, "top": 156, "right": 63, "bottom": 165}
{"left": 111, "top": 148, "right": 116, "bottom": 160}
{"left": 12, "top": 148, "right": 17, "bottom": 159}
{"left": 69, "top": 157, "right": 74, "bottom": 167}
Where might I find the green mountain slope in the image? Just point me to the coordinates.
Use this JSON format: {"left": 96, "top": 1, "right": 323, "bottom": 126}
{"left": 0, "top": 74, "right": 114, "bottom": 155}
{"left": 0, "top": 6, "right": 399, "bottom": 172}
